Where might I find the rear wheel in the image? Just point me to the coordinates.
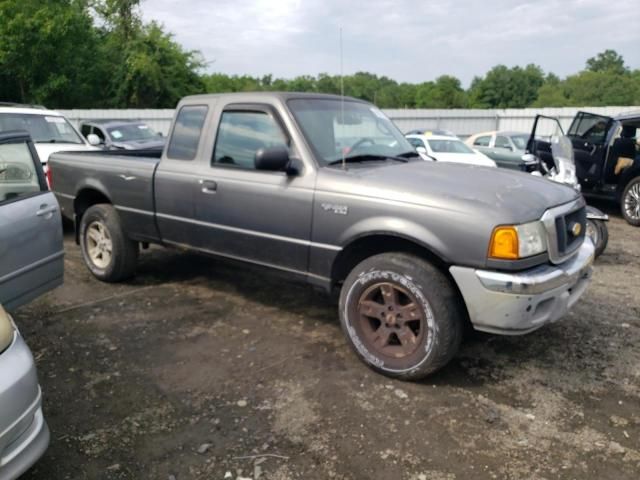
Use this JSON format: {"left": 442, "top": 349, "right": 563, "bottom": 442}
{"left": 80, "top": 204, "right": 138, "bottom": 282}
{"left": 339, "top": 253, "right": 463, "bottom": 380}
{"left": 621, "top": 176, "right": 640, "bottom": 226}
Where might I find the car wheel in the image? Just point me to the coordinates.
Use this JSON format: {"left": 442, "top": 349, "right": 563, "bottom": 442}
{"left": 80, "top": 204, "right": 138, "bottom": 282}
{"left": 339, "top": 253, "right": 463, "bottom": 380}
{"left": 585, "top": 219, "right": 608, "bottom": 258}
{"left": 621, "top": 176, "right": 640, "bottom": 226}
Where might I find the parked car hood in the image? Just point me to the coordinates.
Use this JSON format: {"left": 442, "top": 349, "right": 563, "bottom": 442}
{"left": 35, "top": 143, "right": 99, "bottom": 164}
{"left": 318, "top": 161, "right": 580, "bottom": 224}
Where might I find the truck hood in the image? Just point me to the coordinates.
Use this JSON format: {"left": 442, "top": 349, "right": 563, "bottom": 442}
{"left": 35, "top": 143, "right": 99, "bottom": 164}
{"left": 319, "top": 161, "right": 580, "bottom": 223}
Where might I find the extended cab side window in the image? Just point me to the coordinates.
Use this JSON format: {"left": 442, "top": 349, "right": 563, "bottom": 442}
{"left": 474, "top": 136, "right": 491, "bottom": 147}
{"left": 167, "top": 105, "right": 208, "bottom": 160}
{"left": 0, "top": 141, "right": 43, "bottom": 205}
{"left": 212, "top": 111, "right": 287, "bottom": 170}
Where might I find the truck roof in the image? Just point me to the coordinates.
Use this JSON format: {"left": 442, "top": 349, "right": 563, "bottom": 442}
{"left": 180, "top": 91, "right": 365, "bottom": 104}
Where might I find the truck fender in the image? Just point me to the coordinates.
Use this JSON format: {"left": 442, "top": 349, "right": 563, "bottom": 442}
{"left": 585, "top": 205, "right": 609, "bottom": 221}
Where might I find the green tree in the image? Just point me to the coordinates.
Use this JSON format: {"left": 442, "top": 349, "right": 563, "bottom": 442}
{"left": 469, "top": 64, "right": 544, "bottom": 108}
{"left": 415, "top": 75, "right": 466, "bottom": 108}
{"left": 0, "top": 0, "right": 100, "bottom": 107}
{"left": 586, "top": 49, "right": 627, "bottom": 75}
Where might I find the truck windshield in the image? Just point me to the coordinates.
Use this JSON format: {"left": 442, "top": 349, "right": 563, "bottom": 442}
{"left": 0, "top": 113, "right": 84, "bottom": 144}
{"left": 288, "top": 99, "right": 415, "bottom": 165}
{"left": 107, "top": 123, "right": 158, "bottom": 142}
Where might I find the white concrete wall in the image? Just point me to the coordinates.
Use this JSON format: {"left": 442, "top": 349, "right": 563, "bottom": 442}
{"left": 58, "top": 106, "right": 640, "bottom": 137}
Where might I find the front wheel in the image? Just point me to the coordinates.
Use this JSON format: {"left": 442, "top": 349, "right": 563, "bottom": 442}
{"left": 339, "top": 253, "right": 464, "bottom": 380}
{"left": 79, "top": 204, "right": 138, "bottom": 282}
{"left": 585, "top": 218, "right": 608, "bottom": 258}
{"left": 621, "top": 176, "right": 640, "bottom": 226}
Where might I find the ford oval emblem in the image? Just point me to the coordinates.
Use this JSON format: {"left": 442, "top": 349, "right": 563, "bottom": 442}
{"left": 570, "top": 222, "right": 582, "bottom": 237}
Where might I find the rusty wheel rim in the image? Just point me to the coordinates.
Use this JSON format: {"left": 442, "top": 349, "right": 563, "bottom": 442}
{"left": 357, "top": 282, "right": 425, "bottom": 359}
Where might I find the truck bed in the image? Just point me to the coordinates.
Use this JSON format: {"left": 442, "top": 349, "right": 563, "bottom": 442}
{"left": 49, "top": 151, "right": 161, "bottom": 243}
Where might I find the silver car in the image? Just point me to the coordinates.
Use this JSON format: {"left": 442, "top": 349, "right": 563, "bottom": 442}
{"left": 0, "top": 131, "right": 64, "bottom": 478}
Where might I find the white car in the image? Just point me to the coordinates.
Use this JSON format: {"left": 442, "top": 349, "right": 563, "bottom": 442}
{"left": 0, "top": 104, "right": 99, "bottom": 171}
{"left": 406, "top": 133, "right": 497, "bottom": 167}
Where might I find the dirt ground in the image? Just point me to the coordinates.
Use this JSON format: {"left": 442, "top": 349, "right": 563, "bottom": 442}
{"left": 16, "top": 202, "right": 640, "bottom": 480}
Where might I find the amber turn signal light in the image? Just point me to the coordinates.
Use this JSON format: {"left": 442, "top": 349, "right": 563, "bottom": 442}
{"left": 488, "top": 226, "right": 519, "bottom": 260}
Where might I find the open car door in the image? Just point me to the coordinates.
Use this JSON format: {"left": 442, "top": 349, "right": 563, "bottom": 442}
{"left": 567, "top": 111, "right": 613, "bottom": 186}
{"left": 526, "top": 114, "right": 566, "bottom": 170}
{"left": 0, "top": 131, "right": 64, "bottom": 311}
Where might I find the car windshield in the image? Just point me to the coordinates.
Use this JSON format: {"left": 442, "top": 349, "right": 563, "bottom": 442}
{"left": 287, "top": 98, "right": 414, "bottom": 165}
{"left": 0, "top": 113, "right": 84, "bottom": 144}
{"left": 107, "top": 123, "right": 158, "bottom": 142}
{"left": 510, "top": 135, "right": 529, "bottom": 150}
{"left": 427, "top": 139, "right": 474, "bottom": 154}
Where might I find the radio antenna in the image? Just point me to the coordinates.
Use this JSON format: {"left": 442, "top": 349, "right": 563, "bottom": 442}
{"left": 340, "top": 27, "right": 346, "bottom": 171}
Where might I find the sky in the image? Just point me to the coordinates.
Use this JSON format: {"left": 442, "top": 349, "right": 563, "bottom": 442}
{"left": 140, "top": 0, "right": 640, "bottom": 86}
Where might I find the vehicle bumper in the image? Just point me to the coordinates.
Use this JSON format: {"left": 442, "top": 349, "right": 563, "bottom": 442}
{"left": 450, "top": 239, "right": 595, "bottom": 335}
{"left": 0, "top": 333, "right": 49, "bottom": 480}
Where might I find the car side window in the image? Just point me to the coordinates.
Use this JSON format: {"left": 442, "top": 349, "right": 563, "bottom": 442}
{"left": 212, "top": 111, "right": 287, "bottom": 170}
{"left": 0, "top": 141, "right": 43, "bottom": 205}
{"left": 495, "top": 136, "right": 511, "bottom": 149}
{"left": 167, "top": 105, "right": 208, "bottom": 160}
{"left": 473, "top": 136, "right": 491, "bottom": 147}
{"left": 407, "top": 137, "right": 425, "bottom": 149}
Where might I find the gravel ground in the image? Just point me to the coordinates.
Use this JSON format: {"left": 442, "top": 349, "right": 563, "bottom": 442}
{"left": 16, "top": 206, "right": 640, "bottom": 480}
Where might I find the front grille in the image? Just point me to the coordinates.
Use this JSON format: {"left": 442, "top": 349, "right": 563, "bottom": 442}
{"left": 541, "top": 199, "right": 586, "bottom": 264}
{"left": 554, "top": 206, "right": 586, "bottom": 258}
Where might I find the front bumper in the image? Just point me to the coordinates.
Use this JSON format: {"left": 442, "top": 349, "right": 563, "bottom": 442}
{"left": 0, "top": 332, "right": 49, "bottom": 480}
{"left": 450, "top": 239, "right": 594, "bottom": 335}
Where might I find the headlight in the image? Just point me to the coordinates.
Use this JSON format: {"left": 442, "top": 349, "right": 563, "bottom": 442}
{"left": 488, "top": 221, "right": 547, "bottom": 260}
{"left": 0, "top": 304, "right": 15, "bottom": 353}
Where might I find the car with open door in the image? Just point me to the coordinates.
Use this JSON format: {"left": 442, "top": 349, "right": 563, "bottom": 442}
{"left": 526, "top": 115, "right": 609, "bottom": 257}
{"left": 566, "top": 111, "right": 640, "bottom": 226}
{"left": 0, "top": 131, "right": 64, "bottom": 309}
{"left": 0, "top": 130, "right": 62, "bottom": 478}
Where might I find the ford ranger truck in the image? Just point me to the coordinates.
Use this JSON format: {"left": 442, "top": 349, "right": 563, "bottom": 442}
{"left": 48, "top": 93, "right": 595, "bottom": 380}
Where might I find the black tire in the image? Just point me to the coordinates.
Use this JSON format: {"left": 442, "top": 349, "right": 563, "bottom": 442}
{"left": 339, "top": 253, "right": 463, "bottom": 380}
{"left": 79, "top": 204, "right": 138, "bottom": 282}
{"left": 621, "top": 176, "right": 640, "bottom": 226}
{"left": 586, "top": 219, "right": 608, "bottom": 258}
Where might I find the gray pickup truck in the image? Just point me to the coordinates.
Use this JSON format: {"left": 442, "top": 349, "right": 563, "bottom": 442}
{"left": 49, "top": 93, "right": 595, "bottom": 379}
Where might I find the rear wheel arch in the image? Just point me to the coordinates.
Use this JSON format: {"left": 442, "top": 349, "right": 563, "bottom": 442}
{"left": 73, "top": 188, "right": 112, "bottom": 243}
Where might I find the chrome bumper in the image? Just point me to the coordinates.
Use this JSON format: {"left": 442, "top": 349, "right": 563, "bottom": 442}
{"left": 450, "top": 239, "right": 595, "bottom": 335}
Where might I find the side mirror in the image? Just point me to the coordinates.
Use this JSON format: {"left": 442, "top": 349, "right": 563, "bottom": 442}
{"left": 416, "top": 146, "right": 427, "bottom": 154}
{"left": 87, "top": 133, "right": 101, "bottom": 146}
{"left": 255, "top": 145, "right": 291, "bottom": 172}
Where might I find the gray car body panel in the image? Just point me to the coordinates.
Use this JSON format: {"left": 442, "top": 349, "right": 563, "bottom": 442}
{"left": 0, "top": 132, "right": 64, "bottom": 311}
{"left": 0, "top": 330, "right": 49, "bottom": 480}
{"left": 49, "top": 92, "right": 581, "bottom": 289}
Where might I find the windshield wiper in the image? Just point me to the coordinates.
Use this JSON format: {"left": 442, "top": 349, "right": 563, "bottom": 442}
{"left": 327, "top": 154, "right": 409, "bottom": 166}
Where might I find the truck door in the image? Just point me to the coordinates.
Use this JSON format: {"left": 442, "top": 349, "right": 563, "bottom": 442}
{"left": 567, "top": 111, "right": 613, "bottom": 186}
{"left": 190, "top": 104, "right": 314, "bottom": 274}
{"left": 0, "top": 132, "right": 64, "bottom": 310}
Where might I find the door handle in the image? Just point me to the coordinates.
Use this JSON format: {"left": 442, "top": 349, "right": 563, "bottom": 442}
{"left": 199, "top": 179, "right": 217, "bottom": 194}
{"left": 119, "top": 174, "right": 136, "bottom": 181}
{"left": 36, "top": 204, "right": 57, "bottom": 218}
